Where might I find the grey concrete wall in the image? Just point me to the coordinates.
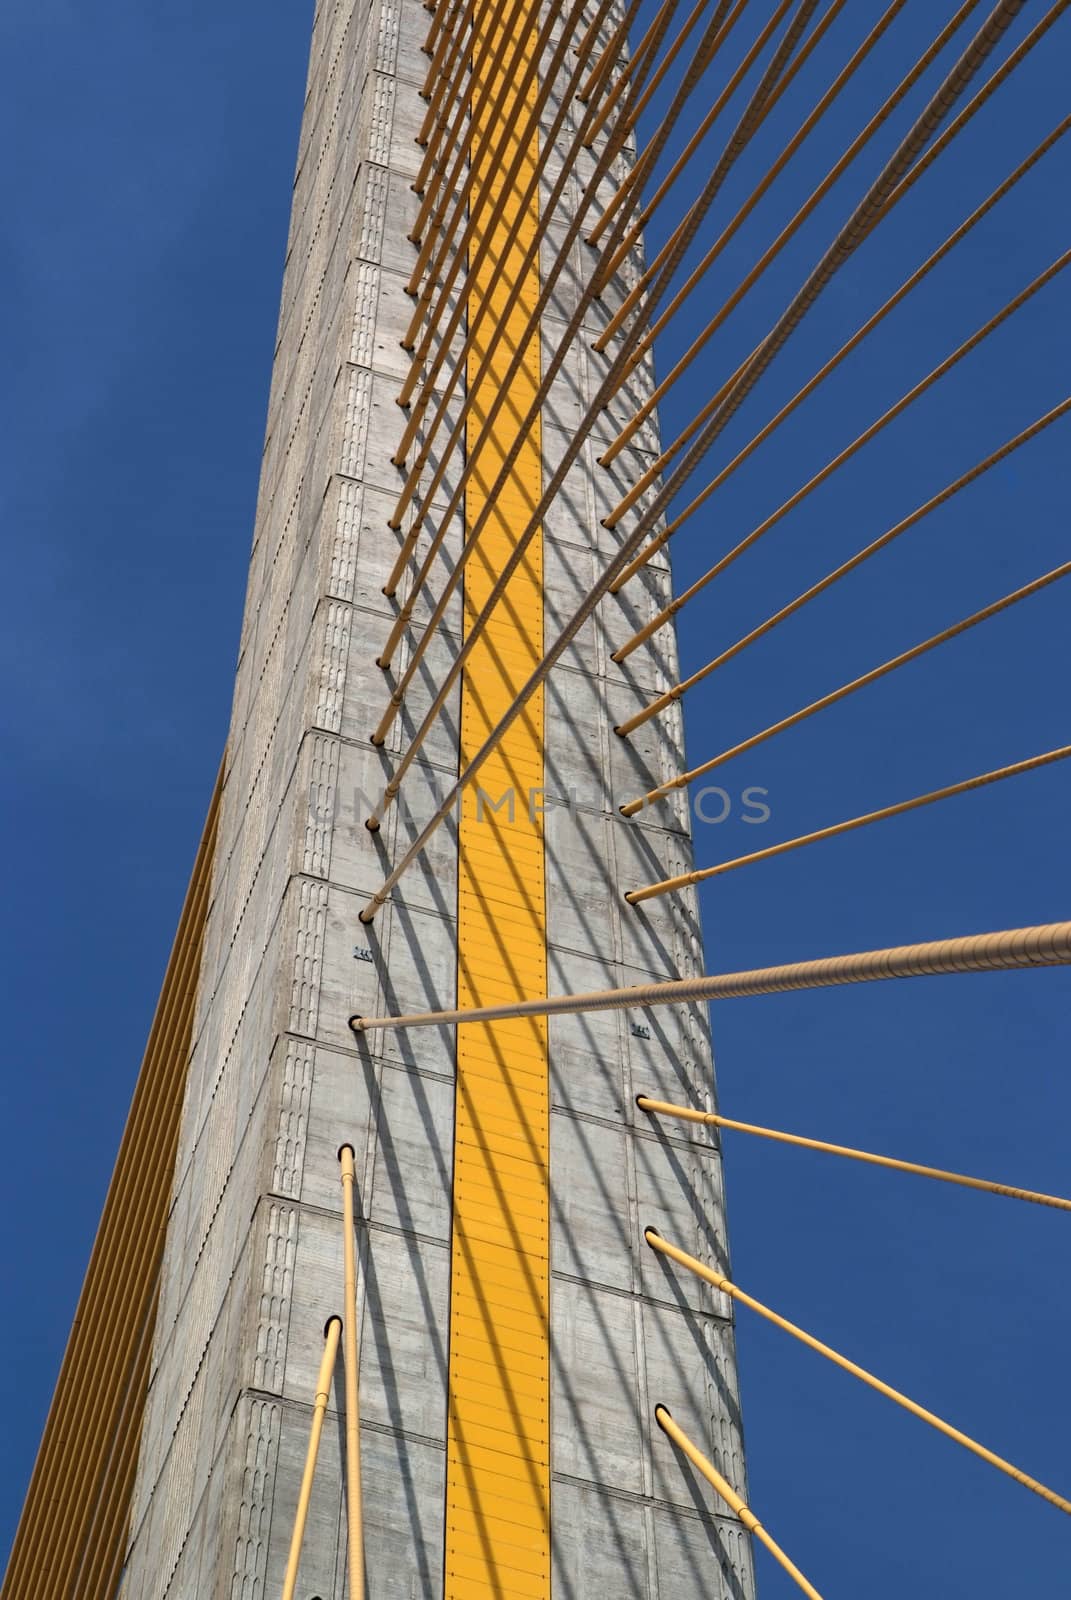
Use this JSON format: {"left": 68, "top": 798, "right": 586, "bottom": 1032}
{"left": 120, "top": 0, "right": 757, "bottom": 1595}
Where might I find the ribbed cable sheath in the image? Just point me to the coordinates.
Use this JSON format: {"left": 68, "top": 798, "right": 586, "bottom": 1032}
{"left": 594, "top": 0, "right": 815, "bottom": 289}
{"left": 339, "top": 1147, "right": 365, "bottom": 1600}
{"left": 363, "top": 384, "right": 1067, "bottom": 898}
{"left": 281, "top": 1319, "right": 343, "bottom": 1600}
{"left": 349, "top": 923, "right": 1071, "bottom": 1030}
{"left": 607, "top": 0, "right": 1058, "bottom": 534}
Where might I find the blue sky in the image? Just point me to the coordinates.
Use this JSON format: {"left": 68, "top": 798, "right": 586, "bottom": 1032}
{"left": 2, "top": 1, "right": 1069, "bottom": 1592}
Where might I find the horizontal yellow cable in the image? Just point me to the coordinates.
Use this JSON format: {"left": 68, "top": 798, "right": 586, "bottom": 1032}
{"left": 636, "top": 1098, "right": 1071, "bottom": 1211}
{"left": 350, "top": 922, "right": 1071, "bottom": 1032}
{"left": 645, "top": 1231, "right": 1071, "bottom": 1516}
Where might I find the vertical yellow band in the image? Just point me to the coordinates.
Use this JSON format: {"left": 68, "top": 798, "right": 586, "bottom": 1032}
{"left": 446, "top": 0, "right": 551, "bottom": 1590}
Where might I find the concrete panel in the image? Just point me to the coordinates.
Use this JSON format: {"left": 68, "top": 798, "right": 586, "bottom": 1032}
{"left": 369, "top": 1063, "right": 455, "bottom": 1241}
{"left": 550, "top": 1115, "right": 633, "bottom": 1292}
{"left": 549, "top": 1480, "right": 652, "bottom": 1600}
{"left": 551, "top": 1279, "right": 642, "bottom": 1495}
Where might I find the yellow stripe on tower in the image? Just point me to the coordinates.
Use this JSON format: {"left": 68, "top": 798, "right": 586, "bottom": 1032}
{"left": 447, "top": 0, "right": 551, "bottom": 1591}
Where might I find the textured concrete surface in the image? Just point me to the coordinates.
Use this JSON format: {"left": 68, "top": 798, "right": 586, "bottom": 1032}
{"left": 120, "top": 0, "right": 758, "bottom": 1594}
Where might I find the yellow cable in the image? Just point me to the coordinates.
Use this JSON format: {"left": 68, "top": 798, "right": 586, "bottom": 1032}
{"left": 637, "top": 1098, "right": 1071, "bottom": 1211}
{"left": 613, "top": 395, "right": 1071, "bottom": 666}
{"left": 619, "top": 561, "right": 1071, "bottom": 812}
{"left": 608, "top": 113, "right": 1071, "bottom": 592}
{"left": 339, "top": 1149, "right": 365, "bottom": 1599}
{"left": 626, "top": 744, "right": 1071, "bottom": 903}
{"left": 281, "top": 1318, "right": 343, "bottom": 1600}
{"left": 646, "top": 1232, "right": 1071, "bottom": 1516}
{"left": 655, "top": 1406, "right": 825, "bottom": 1599}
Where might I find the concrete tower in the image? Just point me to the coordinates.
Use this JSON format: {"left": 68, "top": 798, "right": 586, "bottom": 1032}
{"left": 6, "top": 1, "right": 756, "bottom": 1595}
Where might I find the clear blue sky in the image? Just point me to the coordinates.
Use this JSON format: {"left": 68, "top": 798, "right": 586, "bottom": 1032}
{"left": 1, "top": 2, "right": 1068, "bottom": 1592}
